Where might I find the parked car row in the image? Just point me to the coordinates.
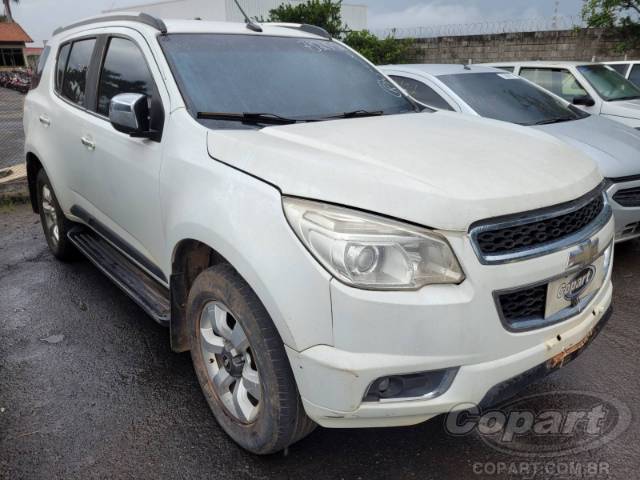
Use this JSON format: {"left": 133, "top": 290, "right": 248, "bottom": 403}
{"left": 380, "top": 63, "right": 640, "bottom": 242}
{"left": 24, "top": 14, "right": 622, "bottom": 455}
{"left": 0, "top": 68, "right": 32, "bottom": 94}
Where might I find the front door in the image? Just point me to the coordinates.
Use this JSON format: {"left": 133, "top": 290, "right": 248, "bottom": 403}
{"left": 79, "top": 30, "right": 169, "bottom": 277}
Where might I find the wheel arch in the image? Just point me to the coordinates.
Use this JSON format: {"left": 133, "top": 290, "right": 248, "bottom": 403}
{"left": 169, "top": 237, "right": 296, "bottom": 354}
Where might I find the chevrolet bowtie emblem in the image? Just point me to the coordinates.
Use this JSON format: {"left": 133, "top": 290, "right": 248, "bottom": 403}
{"left": 568, "top": 238, "right": 600, "bottom": 269}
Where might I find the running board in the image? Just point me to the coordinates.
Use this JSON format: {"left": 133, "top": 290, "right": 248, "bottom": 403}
{"left": 68, "top": 227, "right": 170, "bottom": 326}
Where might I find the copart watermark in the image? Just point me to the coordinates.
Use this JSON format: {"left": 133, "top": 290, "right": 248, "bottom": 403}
{"left": 444, "top": 391, "right": 631, "bottom": 458}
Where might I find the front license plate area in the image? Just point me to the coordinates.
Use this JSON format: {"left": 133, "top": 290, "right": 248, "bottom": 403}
{"left": 545, "top": 255, "right": 606, "bottom": 319}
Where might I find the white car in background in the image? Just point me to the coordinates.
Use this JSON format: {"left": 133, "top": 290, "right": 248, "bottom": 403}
{"left": 482, "top": 61, "right": 640, "bottom": 129}
{"left": 604, "top": 61, "right": 640, "bottom": 86}
{"left": 381, "top": 64, "right": 640, "bottom": 242}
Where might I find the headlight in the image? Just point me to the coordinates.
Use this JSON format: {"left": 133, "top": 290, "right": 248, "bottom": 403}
{"left": 283, "top": 197, "right": 465, "bottom": 290}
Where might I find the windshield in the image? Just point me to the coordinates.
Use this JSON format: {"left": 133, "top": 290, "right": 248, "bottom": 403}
{"left": 577, "top": 65, "right": 640, "bottom": 101}
{"left": 437, "top": 72, "right": 587, "bottom": 126}
{"left": 159, "top": 34, "right": 417, "bottom": 128}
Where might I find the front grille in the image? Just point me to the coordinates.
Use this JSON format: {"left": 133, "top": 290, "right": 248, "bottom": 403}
{"left": 474, "top": 192, "right": 605, "bottom": 258}
{"left": 613, "top": 186, "right": 640, "bottom": 207}
{"left": 498, "top": 285, "right": 547, "bottom": 324}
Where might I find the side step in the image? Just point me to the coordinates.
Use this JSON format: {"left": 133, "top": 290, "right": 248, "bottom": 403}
{"left": 68, "top": 227, "right": 170, "bottom": 326}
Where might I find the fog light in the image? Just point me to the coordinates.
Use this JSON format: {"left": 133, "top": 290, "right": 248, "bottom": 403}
{"left": 363, "top": 368, "right": 458, "bottom": 402}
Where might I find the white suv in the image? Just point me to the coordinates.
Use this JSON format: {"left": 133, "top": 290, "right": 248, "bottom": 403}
{"left": 25, "top": 14, "right": 615, "bottom": 454}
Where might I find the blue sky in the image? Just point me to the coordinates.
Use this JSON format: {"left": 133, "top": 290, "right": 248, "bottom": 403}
{"left": 10, "top": 0, "right": 585, "bottom": 45}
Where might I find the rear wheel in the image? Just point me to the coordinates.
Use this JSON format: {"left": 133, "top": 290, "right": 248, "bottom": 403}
{"left": 36, "top": 169, "right": 76, "bottom": 261}
{"left": 187, "top": 264, "right": 316, "bottom": 454}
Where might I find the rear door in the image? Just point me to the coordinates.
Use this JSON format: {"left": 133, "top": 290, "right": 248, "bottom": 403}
{"left": 80, "top": 29, "right": 169, "bottom": 276}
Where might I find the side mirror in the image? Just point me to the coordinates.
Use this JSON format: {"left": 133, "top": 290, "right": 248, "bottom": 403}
{"left": 572, "top": 95, "right": 595, "bottom": 107}
{"left": 109, "top": 93, "right": 153, "bottom": 138}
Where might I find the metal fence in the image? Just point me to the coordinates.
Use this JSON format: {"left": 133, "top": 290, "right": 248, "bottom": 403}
{"left": 373, "top": 15, "right": 586, "bottom": 39}
{"left": 0, "top": 85, "right": 26, "bottom": 171}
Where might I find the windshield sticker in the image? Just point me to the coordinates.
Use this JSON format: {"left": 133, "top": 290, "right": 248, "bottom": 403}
{"left": 498, "top": 73, "right": 519, "bottom": 80}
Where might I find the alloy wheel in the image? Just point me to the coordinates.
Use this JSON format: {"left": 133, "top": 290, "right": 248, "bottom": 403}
{"left": 199, "top": 301, "right": 262, "bottom": 423}
{"left": 41, "top": 185, "right": 60, "bottom": 246}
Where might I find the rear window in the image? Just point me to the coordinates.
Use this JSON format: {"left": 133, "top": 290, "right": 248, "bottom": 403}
{"left": 60, "top": 38, "right": 96, "bottom": 106}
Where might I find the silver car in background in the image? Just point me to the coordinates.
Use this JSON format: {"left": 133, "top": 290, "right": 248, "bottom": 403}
{"left": 380, "top": 64, "right": 640, "bottom": 242}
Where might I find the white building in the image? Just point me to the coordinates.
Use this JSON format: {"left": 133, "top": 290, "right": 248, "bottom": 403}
{"left": 105, "top": 0, "right": 367, "bottom": 30}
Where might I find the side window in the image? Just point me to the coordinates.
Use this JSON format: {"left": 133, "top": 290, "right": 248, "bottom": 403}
{"left": 390, "top": 75, "right": 454, "bottom": 111}
{"left": 55, "top": 43, "right": 71, "bottom": 92}
{"left": 520, "top": 68, "right": 588, "bottom": 101}
{"left": 61, "top": 38, "right": 96, "bottom": 106}
{"left": 608, "top": 64, "right": 628, "bottom": 76}
{"left": 97, "top": 37, "right": 155, "bottom": 116}
{"left": 628, "top": 65, "right": 640, "bottom": 86}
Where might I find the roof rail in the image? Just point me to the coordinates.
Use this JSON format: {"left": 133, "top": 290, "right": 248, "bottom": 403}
{"left": 269, "top": 23, "right": 332, "bottom": 40}
{"left": 53, "top": 12, "right": 167, "bottom": 36}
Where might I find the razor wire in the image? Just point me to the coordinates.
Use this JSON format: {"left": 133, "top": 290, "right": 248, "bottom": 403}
{"left": 373, "top": 16, "right": 586, "bottom": 39}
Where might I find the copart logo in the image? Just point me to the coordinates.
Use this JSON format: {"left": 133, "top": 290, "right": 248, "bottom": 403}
{"left": 558, "top": 267, "right": 596, "bottom": 302}
{"left": 444, "top": 391, "right": 631, "bottom": 458}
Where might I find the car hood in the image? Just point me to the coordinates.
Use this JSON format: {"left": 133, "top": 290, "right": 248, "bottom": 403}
{"left": 600, "top": 98, "right": 640, "bottom": 119}
{"left": 206, "top": 111, "right": 602, "bottom": 231}
{"left": 534, "top": 115, "right": 640, "bottom": 179}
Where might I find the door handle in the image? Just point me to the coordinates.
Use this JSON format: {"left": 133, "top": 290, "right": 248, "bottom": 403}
{"left": 81, "top": 136, "right": 96, "bottom": 151}
{"left": 39, "top": 115, "right": 51, "bottom": 127}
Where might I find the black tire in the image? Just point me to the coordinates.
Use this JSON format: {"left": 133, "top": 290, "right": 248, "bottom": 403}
{"left": 36, "top": 169, "right": 77, "bottom": 261}
{"left": 187, "top": 264, "right": 316, "bottom": 454}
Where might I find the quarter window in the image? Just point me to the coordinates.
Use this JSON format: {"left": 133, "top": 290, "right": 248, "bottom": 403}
{"left": 55, "top": 43, "right": 71, "bottom": 92}
{"left": 390, "top": 75, "right": 454, "bottom": 111}
{"left": 30, "top": 46, "right": 51, "bottom": 90}
{"left": 0, "top": 47, "right": 25, "bottom": 67}
{"left": 61, "top": 38, "right": 96, "bottom": 106}
{"left": 97, "top": 37, "right": 155, "bottom": 116}
{"left": 519, "top": 68, "right": 588, "bottom": 102}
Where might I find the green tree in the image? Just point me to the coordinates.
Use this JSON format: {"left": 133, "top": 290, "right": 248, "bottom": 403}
{"left": 582, "top": 0, "right": 640, "bottom": 51}
{"left": 343, "top": 30, "right": 413, "bottom": 65}
{"left": 267, "top": 0, "right": 344, "bottom": 37}
{"left": 266, "top": 0, "right": 413, "bottom": 64}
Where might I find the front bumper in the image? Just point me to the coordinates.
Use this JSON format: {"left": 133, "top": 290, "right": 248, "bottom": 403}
{"left": 607, "top": 179, "right": 640, "bottom": 242}
{"left": 287, "top": 217, "right": 615, "bottom": 428}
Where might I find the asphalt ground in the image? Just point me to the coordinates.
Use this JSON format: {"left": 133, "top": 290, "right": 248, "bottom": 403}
{"left": 1, "top": 202, "right": 639, "bottom": 479}
{"left": 0, "top": 87, "right": 26, "bottom": 171}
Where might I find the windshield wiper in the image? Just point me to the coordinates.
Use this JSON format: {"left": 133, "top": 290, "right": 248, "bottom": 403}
{"left": 531, "top": 116, "right": 576, "bottom": 126}
{"left": 325, "top": 110, "right": 384, "bottom": 120}
{"left": 196, "top": 112, "right": 304, "bottom": 125}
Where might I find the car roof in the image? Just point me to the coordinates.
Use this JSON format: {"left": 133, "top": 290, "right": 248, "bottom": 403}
{"left": 482, "top": 61, "right": 597, "bottom": 68}
{"left": 382, "top": 64, "right": 503, "bottom": 76}
{"left": 53, "top": 13, "right": 329, "bottom": 40}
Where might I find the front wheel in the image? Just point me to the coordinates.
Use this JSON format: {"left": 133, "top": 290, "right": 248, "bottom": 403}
{"left": 187, "top": 264, "right": 316, "bottom": 454}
